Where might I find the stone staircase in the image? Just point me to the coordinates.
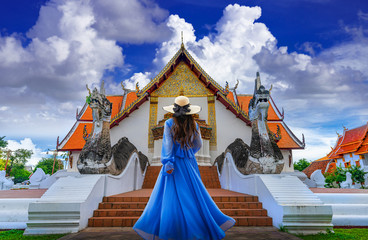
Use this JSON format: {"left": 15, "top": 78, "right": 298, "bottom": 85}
{"left": 88, "top": 166, "right": 272, "bottom": 227}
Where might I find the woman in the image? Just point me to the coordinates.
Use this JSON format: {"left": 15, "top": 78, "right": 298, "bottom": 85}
{"left": 133, "top": 96, "right": 235, "bottom": 240}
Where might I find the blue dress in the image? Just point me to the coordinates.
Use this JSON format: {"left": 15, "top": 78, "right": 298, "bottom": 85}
{"left": 133, "top": 118, "right": 235, "bottom": 240}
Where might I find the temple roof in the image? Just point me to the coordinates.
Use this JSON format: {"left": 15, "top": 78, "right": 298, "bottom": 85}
{"left": 58, "top": 45, "right": 304, "bottom": 152}
{"left": 302, "top": 159, "right": 331, "bottom": 178}
{"left": 237, "top": 95, "right": 283, "bottom": 121}
{"left": 309, "top": 122, "right": 368, "bottom": 175}
{"left": 326, "top": 123, "right": 368, "bottom": 158}
{"left": 110, "top": 46, "right": 251, "bottom": 128}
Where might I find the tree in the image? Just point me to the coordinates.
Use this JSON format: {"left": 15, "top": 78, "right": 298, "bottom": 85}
{"left": 33, "top": 158, "right": 63, "bottom": 175}
{"left": 0, "top": 136, "right": 7, "bottom": 166}
{"left": 12, "top": 165, "right": 31, "bottom": 184}
{"left": 348, "top": 165, "right": 367, "bottom": 188}
{"left": 6, "top": 149, "right": 33, "bottom": 176}
{"left": 0, "top": 136, "right": 7, "bottom": 148}
{"left": 293, "top": 158, "right": 311, "bottom": 171}
{"left": 0, "top": 159, "right": 6, "bottom": 170}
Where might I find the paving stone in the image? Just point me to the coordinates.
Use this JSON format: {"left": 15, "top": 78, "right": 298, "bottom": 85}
{"left": 57, "top": 227, "right": 301, "bottom": 240}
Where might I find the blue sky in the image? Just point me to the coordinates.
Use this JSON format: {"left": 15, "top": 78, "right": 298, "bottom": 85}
{"left": 0, "top": 0, "right": 367, "bottom": 165}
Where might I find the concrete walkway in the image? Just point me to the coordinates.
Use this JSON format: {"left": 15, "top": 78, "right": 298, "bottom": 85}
{"left": 58, "top": 227, "right": 301, "bottom": 240}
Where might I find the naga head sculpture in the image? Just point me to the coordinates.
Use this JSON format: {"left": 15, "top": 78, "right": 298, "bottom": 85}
{"left": 248, "top": 72, "right": 270, "bottom": 121}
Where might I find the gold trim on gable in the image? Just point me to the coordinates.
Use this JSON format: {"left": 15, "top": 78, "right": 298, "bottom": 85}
{"left": 151, "top": 62, "right": 213, "bottom": 98}
{"left": 207, "top": 95, "right": 217, "bottom": 149}
{"left": 148, "top": 96, "right": 158, "bottom": 149}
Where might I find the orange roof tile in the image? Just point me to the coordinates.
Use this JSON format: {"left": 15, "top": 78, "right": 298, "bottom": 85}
{"left": 237, "top": 95, "right": 281, "bottom": 121}
{"left": 356, "top": 144, "right": 368, "bottom": 155}
{"left": 61, "top": 123, "right": 93, "bottom": 150}
{"left": 341, "top": 124, "right": 368, "bottom": 145}
{"left": 124, "top": 92, "right": 137, "bottom": 109}
{"left": 336, "top": 142, "right": 362, "bottom": 154}
{"left": 326, "top": 161, "right": 336, "bottom": 174}
{"left": 79, "top": 96, "right": 124, "bottom": 121}
{"left": 226, "top": 92, "right": 236, "bottom": 104}
{"left": 328, "top": 124, "right": 368, "bottom": 156}
{"left": 303, "top": 159, "right": 330, "bottom": 178}
{"left": 328, "top": 135, "right": 344, "bottom": 159}
{"left": 315, "top": 156, "right": 330, "bottom": 162}
{"left": 268, "top": 122, "right": 302, "bottom": 149}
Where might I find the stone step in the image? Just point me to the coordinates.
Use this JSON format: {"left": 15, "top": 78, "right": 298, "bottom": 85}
{"left": 88, "top": 217, "right": 139, "bottom": 227}
{"left": 102, "top": 195, "right": 258, "bottom": 203}
{"left": 216, "top": 202, "right": 263, "bottom": 209}
{"left": 102, "top": 196, "right": 150, "bottom": 202}
{"left": 93, "top": 208, "right": 267, "bottom": 218}
{"left": 232, "top": 216, "right": 272, "bottom": 226}
{"left": 88, "top": 216, "right": 273, "bottom": 227}
{"left": 94, "top": 209, "right": 144, "bottom": 217}
{"left": 222, "top": 209, "right": 268, "bottom": 217}
{"left": 98, "top": 202, "right": 147, "bottom": 209}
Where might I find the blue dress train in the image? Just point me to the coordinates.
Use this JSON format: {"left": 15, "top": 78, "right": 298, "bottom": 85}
{"left": 133, "top": 118, "right": 235, "bottom": 240}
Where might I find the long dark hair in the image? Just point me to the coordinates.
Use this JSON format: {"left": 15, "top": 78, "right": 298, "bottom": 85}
{"left": 172, "top": 115, "right": 198, "bottom": 148}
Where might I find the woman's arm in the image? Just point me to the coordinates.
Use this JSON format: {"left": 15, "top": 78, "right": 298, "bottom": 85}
{"left": 161, "top": 120, "right": 174, "bottom": 174}
{"left": 192, "top": 123, "right": 202, "bottom": 154}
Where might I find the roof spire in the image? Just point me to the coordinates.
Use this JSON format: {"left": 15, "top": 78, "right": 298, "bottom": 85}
{"left": 181, "top": 31, "right": 184, "bottom": 49}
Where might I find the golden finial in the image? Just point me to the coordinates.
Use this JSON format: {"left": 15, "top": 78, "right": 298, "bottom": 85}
{"left": 234, "top": 79, "right": 239, "bottom": 90}
{"left": 181, "top": 31, "right": 184, "bottom": 49}
{"left": 336, "top": 131, "right": 340, "bottom": 137}
{"left": 269, "top": 84, "right": 273, "bottom": 93}
{"left": 121, "top": 81, "right": 126, "bottom": 91}
{"left": 135, "top": 82, "right": 140, "bottom": 92}
{"left": 86, "top": 84, "right": 91, "bottom": 96}
{"left": 343, "top": 125, "right": 347, "bottom": 131}
{"left": 225, "top": 81, "right": 229, "bottom": 92}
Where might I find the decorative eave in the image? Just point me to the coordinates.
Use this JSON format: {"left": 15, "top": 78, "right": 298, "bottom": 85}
{"left": 269, "top": 95, "right": 284, "bottom": 120}
{"left": 110, "top": 45, "right": 251, "bottom": 127}
{"left": 58, "top": 121, "right": 92, "bottom": 151}
{"left": 272, "top": 121, "right": 305, "bottom": 149}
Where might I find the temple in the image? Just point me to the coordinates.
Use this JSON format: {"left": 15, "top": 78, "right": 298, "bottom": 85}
{"left": 304, "top": 123, "right": 368, "bottom": 177}
{"left": 57, "top": 44, "right": 304, "bottom": 172}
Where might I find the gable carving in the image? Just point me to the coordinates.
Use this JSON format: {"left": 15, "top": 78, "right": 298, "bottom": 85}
{"left": 151, "top": 62, "right": 213, "bottom": 97}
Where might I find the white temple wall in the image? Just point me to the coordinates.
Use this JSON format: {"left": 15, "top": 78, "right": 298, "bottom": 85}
{"left": 362, "top": 154, "right": 368, "bottom": 170}
{"left": 343, "top": 153, "right": 361, "bottom": 167}
{"left": 336, "top": 158, "right": 344, "bottom": 168}
{"left": 214, "top": 100, "right": 252, "bottom": 164}
{"left": 110, "top": 100, "right": 150, "bottom": 157}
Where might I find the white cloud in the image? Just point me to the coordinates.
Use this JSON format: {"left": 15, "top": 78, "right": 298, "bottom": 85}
{"left": 153, "top": 5, "right": 276, "bottom": 92}
{"left": 143, "top": 4, "right": 368, "bottom": 162}
{"left": 92, "top": 0, "right": 170, "bottom": 43}
{"left": 0, "top": 0, "right": 172, "bottom": 147}
{"left": 7, "top": 138, "right": 45, "bottom": 166}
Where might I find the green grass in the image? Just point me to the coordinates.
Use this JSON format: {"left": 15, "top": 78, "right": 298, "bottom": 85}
{"left": 297, "top": 228, "right": 368, "bottom": 240}
{"left": 0, "top": 230, "right": 66, "bottom": 240}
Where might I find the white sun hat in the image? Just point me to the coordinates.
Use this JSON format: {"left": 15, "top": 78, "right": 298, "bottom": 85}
{"left": 163, "top": 96, "right": 201, "bottom": 115}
